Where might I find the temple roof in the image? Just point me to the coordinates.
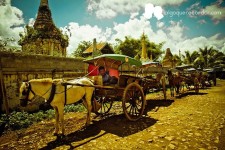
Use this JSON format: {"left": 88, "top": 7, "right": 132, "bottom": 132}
{"left": 83, "top": 42, "right": 114, "bottom": 54}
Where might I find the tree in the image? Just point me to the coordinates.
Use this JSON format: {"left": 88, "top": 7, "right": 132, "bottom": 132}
{"left": 196, "top": 46, "right": 223, "bottom": 68}
{"left": 114, "top": 35, "right": 164, "bottom": 61}
{"left": 72, "top": 41, "right": 92, "bottom": 58}
{"left": 145, "top": 41, "right": 164, "bottom": 61}
{"left": 181, "top": 46, "right": 225, "bottom": 69}
{"left": 114, "top": 36, "right": 140, "bottom": 57}
{"left": 182, "top": 50, "right": 199, "bottom": 65}
{"left": 173, "top": 54, "right": 182, "bottom": 66}
{"left": 0, "top": 38, "right": 17, "bottom": 52}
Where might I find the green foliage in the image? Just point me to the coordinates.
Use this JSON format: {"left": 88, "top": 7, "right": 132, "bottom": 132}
{"left": 18, "top": 25, "right": 69, "bottom": 48}
{"left": 0, "top": 38, "right": 17, "bottom": 52}
{"left": 72, "top": 41, "right": 92, "bottom": 58}
{"left": 114, "top": 35, "right": 164, "bottom": 61}
{"left": 115, "top": 36, "right": 141, "bottom": 57}
{"left": 64, "top": 104, "right": 85, "bottom": 113}
{"left": 182, "top": 50, "right": 199, "bottom": 65}
{"left": 181, "top": 46, "right": 225, "bottom": 68}
{"left": 0, "top": 104, "right": 85, "bottom": 131}
{"left": 173, "top": 54, "right": 182, "bottom": 66}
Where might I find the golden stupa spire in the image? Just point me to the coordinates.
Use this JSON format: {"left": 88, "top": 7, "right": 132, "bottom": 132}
{"left": 141, "top": 32, "right": 147, "bottom": 60}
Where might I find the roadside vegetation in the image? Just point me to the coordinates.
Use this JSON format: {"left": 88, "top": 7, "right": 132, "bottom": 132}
{"left": 0, "top": 104, "right": 85, "bottom": 132}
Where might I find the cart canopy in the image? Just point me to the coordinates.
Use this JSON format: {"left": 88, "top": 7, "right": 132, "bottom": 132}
{"left": 84, "top": 54, "right": 142, "bottom": 69}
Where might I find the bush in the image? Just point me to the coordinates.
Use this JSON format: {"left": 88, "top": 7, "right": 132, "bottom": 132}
{"left": 64, "top": 104, "right": 85, "bottom": 113}
{"left": 8, "top": 111, "right": 32, "bottom": 130}
{"left": 0, "top": 104, "right": 85, "bottom": 131}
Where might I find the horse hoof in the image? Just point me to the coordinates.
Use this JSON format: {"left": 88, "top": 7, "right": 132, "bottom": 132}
{"left": 53, "top": 132, "right": 58, "bottom": 136}
{"left": 57, "top": 134, "right": 65, "bottom": 139}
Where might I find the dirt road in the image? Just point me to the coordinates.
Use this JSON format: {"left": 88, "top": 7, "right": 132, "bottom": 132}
{"left": 1, "top": 80, "right": 225, "bottom": 150}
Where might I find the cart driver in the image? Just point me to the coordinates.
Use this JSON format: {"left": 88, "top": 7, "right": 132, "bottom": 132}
{"left": 98, "top": 66, "right": 118, "bottom": 85}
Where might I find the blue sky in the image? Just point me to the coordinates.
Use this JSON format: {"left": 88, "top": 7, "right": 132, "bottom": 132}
{"left": 1, "top": 0, "right": 225, "bottom": 55}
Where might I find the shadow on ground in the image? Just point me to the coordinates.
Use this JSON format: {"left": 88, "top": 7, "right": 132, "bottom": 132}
{"left": 143, "top": 99, "right": 174, "bottom": 115}
{"left": 40, "top": 114, "right": 157, "bottom": 150}
{"left": 175, "top": 92, "right": 208, "bottom": 99}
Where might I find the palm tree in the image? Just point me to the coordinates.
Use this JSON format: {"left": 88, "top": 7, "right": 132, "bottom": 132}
{"left": 196, "top": 46, "right": 224, "bottom": 68}
{"left": 182, "top": 50, "right": 199, "bottom": 66}
{"left": 208, "top": 51, "right": 224, "bottom": 67}
{"left": 173, "top": 54, "right": 182, "bottom": 66}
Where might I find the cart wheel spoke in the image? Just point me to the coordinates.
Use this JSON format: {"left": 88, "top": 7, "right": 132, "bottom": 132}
{"left": 95, "top": 97, "right": 113, "bottom": 115}
{"left": 126, "top": 103, "right": 132, "bottom": 109}
{"left": 122, "top": 82, "right": 146, "bottom": 121}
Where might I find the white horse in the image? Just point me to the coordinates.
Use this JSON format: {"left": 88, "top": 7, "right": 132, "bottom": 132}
{"left": 19, "top": 78, "right": 94, "bottom": 135}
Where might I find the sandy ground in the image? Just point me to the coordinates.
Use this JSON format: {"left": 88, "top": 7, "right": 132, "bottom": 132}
{"left": 0, "top": 80, "right": 225, "bottom": 150}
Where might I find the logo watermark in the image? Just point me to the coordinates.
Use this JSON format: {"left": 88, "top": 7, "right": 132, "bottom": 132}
{"left": 164, "top": 10, "right": 222, "bottom": 17}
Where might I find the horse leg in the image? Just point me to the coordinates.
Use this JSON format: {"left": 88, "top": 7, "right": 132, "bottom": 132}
{"left": 53, "top": 107, "right": 59, "bottom": 135}
{"left": 58, "top": 105, "right": 65, "bottom": 135}
{"left": 85, "top": 99, "right": 92, "bottom": 126}
{"left": 85, "top": 88, "right": 94, "bottom": 126}
{"left": 176, "top": 84, "right": 180, "bottom": 94}
{"left": 170, "top": 86, "right": 174, "bottom": 97}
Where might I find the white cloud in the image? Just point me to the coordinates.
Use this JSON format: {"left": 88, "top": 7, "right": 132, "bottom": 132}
{"left": 95, "top": 8, "right": 117, "bottom": 19}
{"left": 0, "top": 0, "right": 25, "bottom": 45}
{"left": 87, "top": 0, "right": 185, "bottom": 19}
{"left": 111, "top": 17, "right": 153, "bottom": 42}
{"left": 2, "top": 0, "right": 224, "bottom": 57}
{"left": 167, "top": 21, "right": 186, "bottom": 42}
{"left": 146, "top": 0, "right": 186, "bottom": 6}
{"left": 221, "top": 43, "right": 225, "bottom": 53}
{"left": 202, "top": 4, "right": 225, "bottom": 23}
{"left": 198, "top": 19, "right": 207, "bottom": 24}
{"left": 61, "top": 22, "right": 111, "bottom": 54}
{"left": 186, "top": 2, "right": 202, "bottom": 18}
{"left": 130, "top": 12, "right": 139, "bottom": 19}
{"left": 63, "top": 16, "right": 224, "bottom": 56}
{"left": 157, "top": 21, "right": 165, "bottom": 28}
{"left": 185, "top": 1, "right": 225, "bottom": 23}
{"left": 28, "top": 18, "right": 35, "bottom": 26}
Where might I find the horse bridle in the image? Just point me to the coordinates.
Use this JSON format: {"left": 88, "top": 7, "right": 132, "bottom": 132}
{"left": 21, "top": 82, "right": 36, "bottom": 102}
{"left": 21, "top": 82, "right": 53, "bottom": 103}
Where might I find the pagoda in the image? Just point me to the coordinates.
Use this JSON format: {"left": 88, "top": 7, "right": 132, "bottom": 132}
{"left": 162, "top": 48, "right": 176, "bottom": 68}
{"left": 140, "top": 32, "right": 150, "bottom": 62}
{"left": 19, "top": 0, "right": 68, "bottom": 57}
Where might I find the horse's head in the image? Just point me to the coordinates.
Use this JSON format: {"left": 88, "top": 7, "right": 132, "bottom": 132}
{"left": 19, "top": 82, "right": 35, "bottom": 107}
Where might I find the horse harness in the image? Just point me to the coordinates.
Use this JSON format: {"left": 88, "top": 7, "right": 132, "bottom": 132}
{"left": 26, "top": 82, "right": 56, "bottom": 104}
{"left": 27, "top": 79, "right": 94, "bottom": 106}
{"left": 41, "top": 82, "right": 69, "bottom": 106}
{"left": 48, "top": 82, "right": 69, "bottom": 105}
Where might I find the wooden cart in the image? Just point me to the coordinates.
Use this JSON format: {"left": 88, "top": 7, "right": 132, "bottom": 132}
{"left": 82, "top": 54, "right": 147, "bottom": 121}
{"left": 175, "top": 65, "right": 200, "bottom": 94}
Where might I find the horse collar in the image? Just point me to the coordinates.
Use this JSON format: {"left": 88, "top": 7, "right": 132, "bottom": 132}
{"left": 28, "top": 82, "right": 36, "bottom": 96}
{"left": 46, "top": 83, "right": 56, "bottom": 104}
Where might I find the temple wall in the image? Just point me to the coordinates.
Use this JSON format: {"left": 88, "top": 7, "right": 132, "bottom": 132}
{"left": 0, "top": 51, "right": 86, "bottom": 112}
{"left": 22, "top": 39, "right": 66, "bottom": 57}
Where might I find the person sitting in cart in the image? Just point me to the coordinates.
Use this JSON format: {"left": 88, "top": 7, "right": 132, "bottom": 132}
{"left": 98, "top": 66, "right": 118, "bottom": 85}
